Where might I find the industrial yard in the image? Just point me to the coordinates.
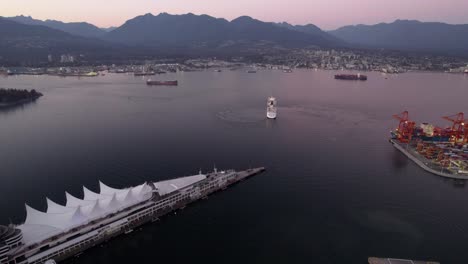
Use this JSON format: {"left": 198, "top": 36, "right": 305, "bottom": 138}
{"left": 391, "top": 111, "right": 468, "bottom": 178}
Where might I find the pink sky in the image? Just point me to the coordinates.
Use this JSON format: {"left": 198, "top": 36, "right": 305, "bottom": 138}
{"left": 2, "top": 0, "right": 468, "bottom": 30}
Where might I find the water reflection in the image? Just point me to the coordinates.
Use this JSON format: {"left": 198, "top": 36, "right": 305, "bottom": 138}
{"left": 0, "top": 100, "right": 38, "bottom": 115}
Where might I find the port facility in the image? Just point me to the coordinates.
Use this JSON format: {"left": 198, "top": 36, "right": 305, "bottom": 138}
{"left": 390, "top": 111, "right": 468, "bottom": 179}
{"left": 0, "top": 167, "right": 265, "bottom": 264}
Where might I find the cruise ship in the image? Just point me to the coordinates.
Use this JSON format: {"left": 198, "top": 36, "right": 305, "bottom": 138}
{"left": 0, "top": 167, "right": 265, "bottom": 264}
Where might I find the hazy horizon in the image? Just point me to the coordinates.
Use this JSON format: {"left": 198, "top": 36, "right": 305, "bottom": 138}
{"left": 2, "top": 0, "right": 468, "bottom": 30}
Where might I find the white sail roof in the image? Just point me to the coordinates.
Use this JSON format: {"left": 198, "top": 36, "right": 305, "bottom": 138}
{"left": 70, "top": 206, "right": 88, "bottom": 227}
{"left": 46, "top": 198, "right": 76, "bottom": 214}
{"left": 25, "top": 204, "right": 77, "bottom": 230}
{"left": 65, "top": 192, "right": 95, "bottom": 208}
{"left": 83, "top": 186, "right": 111, "bottom": 201}
{"left": 99, "top": 181, "right": 127, "bottom": 195}
{"left": 98, "top": 194, "right": 121, "bottom": 213}
{"left": 17, "top": 178, "right": 204, "bottom": 247}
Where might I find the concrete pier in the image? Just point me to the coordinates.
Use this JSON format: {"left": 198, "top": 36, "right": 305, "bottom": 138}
{"left": 369, "top": 257, "right": 439, "bottom": 264}
{"left": 390, "top": 139, "right": 468, "bottom": 180}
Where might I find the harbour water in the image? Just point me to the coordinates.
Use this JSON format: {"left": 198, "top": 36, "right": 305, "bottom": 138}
{"left": 1, "top": 70, "right": 468, "bottom": 263}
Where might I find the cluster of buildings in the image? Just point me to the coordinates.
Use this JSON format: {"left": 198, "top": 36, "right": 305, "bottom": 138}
{"left": 259, "top": 49, "right": 468, "bottom": 73}
{"left": 46, "top": 54, "right": 76, "bottom": 64}
{"left": 3, "top": 49, "right": 468, "bottom": 75}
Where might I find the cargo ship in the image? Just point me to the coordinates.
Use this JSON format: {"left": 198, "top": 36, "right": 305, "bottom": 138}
{"left": 334, "top": 73, "right": 367, "bottom": 81}
{"left": 0, "top": 167, "right": 265, "bottom": 264}
{"left": 390, "top": 111, "right": 468, "bottom": 179}
{"left": 146, "top": 80, "right": 178, "bottom": 86}
{"left": 134, "top": 72, "right": 156, "bottom": 76}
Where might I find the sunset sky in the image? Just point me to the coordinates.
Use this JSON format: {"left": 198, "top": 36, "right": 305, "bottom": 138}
{"left": 2, "top": 0, "right": 468, "bottom": 30}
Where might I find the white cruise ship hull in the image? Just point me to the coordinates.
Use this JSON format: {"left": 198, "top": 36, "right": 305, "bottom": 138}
{"left": 267, "top": 110, "right": 277, "bottom": 119}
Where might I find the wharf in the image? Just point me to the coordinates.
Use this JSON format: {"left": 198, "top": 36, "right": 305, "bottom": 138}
{"left": 3, "top": 166, "right": 266, "bottom": 264}
{"left": 369, "top": 257, "right": 439, "bottom": 264}
{"left": 390, "top": 139, "right": 468, "bottom": 180}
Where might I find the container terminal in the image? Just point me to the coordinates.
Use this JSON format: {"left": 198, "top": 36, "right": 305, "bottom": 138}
{"left": 390, "top": 111, "right": 468, "bottom": 179}
{"left": 0, "top": 167, "right": 265, "bottom": 264}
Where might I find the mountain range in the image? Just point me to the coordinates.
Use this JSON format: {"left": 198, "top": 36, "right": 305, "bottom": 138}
{"left": 1, "top": 13, "right": 468, "bottom": 64}
{"left": 103, "top": 13, "right": 342, "bottom": 50}
{"left": 329, "top": 19, "right": 468, "bottom": 56}
{"left": 6, "top": 15, "right": 110, "bottom": 38}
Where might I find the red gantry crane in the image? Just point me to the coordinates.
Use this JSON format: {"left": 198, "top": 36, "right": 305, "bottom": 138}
{"left": 393, "top": 111, "right": 416, "bottom": 143}
{"left": 463, "top": 120, "right": 468, "bottom": 145}
{"left": 442, "top": 112, "right": 466, "bottom": 144}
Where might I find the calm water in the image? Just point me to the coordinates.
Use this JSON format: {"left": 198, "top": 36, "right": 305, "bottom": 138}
{"left": 1, "top": 70, "right": 468, "bottom": 263}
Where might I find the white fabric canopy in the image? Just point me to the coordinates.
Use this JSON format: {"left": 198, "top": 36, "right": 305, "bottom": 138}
{"left": 17, "top": 176, "right": 203, "bottom": 247}
{"left": 25, "top": 204, "right": 77, "bottom": 230}
{"left": 46, "top": 198, "right": 76, "bottom": 214}
{"left": 19, "top": 181, "right": 152, "bottom": 246}
{"left": 65, "top": 192, "right": 95, "bottom": 208}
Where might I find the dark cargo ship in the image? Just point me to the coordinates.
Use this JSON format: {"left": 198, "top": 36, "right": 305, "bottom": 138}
{"left": 134, "top": 72, "right": 156, "bottom": 76}
{"left": 334, "top": 73, "right": 367, "bottom": 81}
{"left": 146, "top": 80, "right": 178, "bottom": 86}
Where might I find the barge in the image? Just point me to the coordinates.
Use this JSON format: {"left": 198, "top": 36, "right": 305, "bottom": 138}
{"left": 134, "top": 72, "right": 156, "bottom": 76}
{"left": 334, "top": 73, "right": 367, "bottom": 81}
{"left": 146, "top": 80, "right": 178, "bottom": 86}
{"left": 0, "top": 167, "right": 265, "bottom": 264}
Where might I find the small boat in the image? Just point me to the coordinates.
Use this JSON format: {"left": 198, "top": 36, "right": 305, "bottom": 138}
{"left": 266, "top": 96, "right": 277, "bottom": 119}
{"left": 214, "top": 69, "right": 222, "bottom": 72}
{"left": 146, "top": 79, "right": 178, "bottom": 86}
{"left": 247, "top": 69, "right": 257, "bottom": 73}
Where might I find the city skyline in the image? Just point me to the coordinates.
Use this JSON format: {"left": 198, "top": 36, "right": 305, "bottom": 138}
{"left": 2, "top": 0, "right": 468, "bottom": 30}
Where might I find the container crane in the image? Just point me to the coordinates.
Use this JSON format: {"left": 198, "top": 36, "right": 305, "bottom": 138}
{"left": 392, "top": 111, "right": 416, "bottom": 143}
{"left": 442, "top": 112, "right": 465, "bottom": 144}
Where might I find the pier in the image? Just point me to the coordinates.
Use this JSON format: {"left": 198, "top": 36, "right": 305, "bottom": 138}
{"left": 390, "top": 139, "right": 468, "bottom": 180}
{"left": 369, "top": 257, "right": 439, "bottom": 264}
{"left": 1, "top": 167, "right": 266, "bottom": 264}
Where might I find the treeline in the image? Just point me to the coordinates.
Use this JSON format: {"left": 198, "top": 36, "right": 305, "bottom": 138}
{"left": 0, "top": 88, "right": 43, "bottom": 103}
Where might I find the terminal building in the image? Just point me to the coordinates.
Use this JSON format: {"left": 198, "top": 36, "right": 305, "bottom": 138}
{"left": 0, "top": 167, "right": 264, "bottom": 264}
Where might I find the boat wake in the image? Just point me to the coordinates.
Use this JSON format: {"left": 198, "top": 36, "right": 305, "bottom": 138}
{"left": 216, "top": 109, "right": 266, "bottom": 124}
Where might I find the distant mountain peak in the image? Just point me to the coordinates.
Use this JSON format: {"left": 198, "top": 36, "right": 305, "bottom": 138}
{"left": 231, "top": 16, "right": 255, "bottom": 23}
{"left": 6, "top": 15, "right": 107, "bottom": 38}
{"left": 394, "top": 19, "right": 421, "bottom": 24}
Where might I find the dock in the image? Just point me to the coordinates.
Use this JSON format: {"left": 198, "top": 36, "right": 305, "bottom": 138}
{"left": 369, "top": 257, "right": 439, "bottom": 264}
{"left": 390, "top": 139, "right": 468, "bottom": 180}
